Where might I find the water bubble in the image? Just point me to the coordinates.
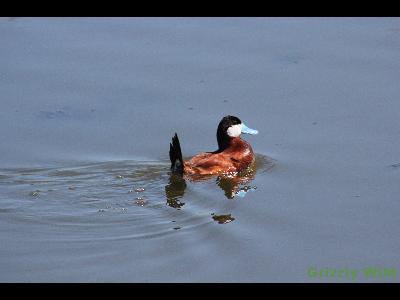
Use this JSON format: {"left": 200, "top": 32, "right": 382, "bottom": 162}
{"left": 134, "top": 197, "right": 148, "bottom": 206}
{"left": 134, "top": 187, "right": 145, "bottom": 192}
{"left": 29, "top": 190, "right": 40, "bottom": 197}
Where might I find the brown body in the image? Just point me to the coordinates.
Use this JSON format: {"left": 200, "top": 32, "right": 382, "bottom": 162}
{"left": 183, "top": 137, "right": 255, "bottom": 176}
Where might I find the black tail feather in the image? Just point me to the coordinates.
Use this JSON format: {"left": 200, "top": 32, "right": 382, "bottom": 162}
{"left": 169, "top": 133, "right": 184, "bottom": 175}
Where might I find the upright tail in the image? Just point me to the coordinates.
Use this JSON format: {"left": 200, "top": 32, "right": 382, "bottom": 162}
{"left": 169, "top": 133, "right": 184, "bottom": 175}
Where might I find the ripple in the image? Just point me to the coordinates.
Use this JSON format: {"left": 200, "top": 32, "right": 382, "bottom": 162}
{"left": 0, "top": 154, "right": 275, "bottom": 240}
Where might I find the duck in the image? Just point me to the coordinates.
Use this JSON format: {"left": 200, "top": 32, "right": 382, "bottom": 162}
{"left": 169, "top": 115, "right": 258, "bottom": 176}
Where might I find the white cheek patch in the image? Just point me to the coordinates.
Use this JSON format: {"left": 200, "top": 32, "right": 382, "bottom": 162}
{"left": 227, "top": 124, "right": 242, "bottom": 137}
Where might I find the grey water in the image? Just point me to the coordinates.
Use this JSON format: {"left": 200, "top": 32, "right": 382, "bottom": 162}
{"left": 1, "top": 17, "right": 400, "bottom": 282}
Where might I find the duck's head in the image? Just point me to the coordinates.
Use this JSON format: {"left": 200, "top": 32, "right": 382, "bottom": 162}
{"left": 216, "top": 115, "right": 258, "bottom": 150}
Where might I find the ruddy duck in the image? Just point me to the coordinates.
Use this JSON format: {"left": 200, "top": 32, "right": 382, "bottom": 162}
{"left": 169, "top": 115, "right": 258, "bottom": 176}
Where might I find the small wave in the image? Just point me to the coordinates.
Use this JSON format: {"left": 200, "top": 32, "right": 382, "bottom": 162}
{"left": 0, "top": 154, "right": 275, "bottom": 240}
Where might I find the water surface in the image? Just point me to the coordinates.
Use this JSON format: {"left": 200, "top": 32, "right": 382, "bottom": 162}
{"left": 1, "top": 17, "right": 400, "bottom": 282}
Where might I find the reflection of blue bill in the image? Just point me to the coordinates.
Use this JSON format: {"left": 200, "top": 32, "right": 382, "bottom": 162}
{"left": 235, "top": 186, "right": 257, "bottom": 198}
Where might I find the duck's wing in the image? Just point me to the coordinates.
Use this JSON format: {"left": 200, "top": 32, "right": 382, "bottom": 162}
{"left": 184, "top": 152, "right": 236, "bottom": 175}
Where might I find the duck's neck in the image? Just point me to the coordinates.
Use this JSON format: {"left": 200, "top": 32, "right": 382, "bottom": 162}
{"left": 217, "top": 136, "right": 246, "bottom": 152}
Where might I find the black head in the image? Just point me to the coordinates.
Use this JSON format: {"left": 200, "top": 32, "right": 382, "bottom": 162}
{"left": 216, "top": 115, "right": 242, "bottom": 151}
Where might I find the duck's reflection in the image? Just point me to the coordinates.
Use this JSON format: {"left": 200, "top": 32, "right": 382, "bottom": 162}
{"left": 165, "top": 174, "right": 186, "bottom": 209}
{"left": 216, "top": 174, "right": 256, "bottom": 199}
{"left": 164, "top": 164, "right": 258, "bottom": 211}
{"left": 211, "top": 213, "right": 235, "bottom": 224}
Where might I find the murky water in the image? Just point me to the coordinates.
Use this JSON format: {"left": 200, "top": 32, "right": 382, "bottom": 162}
{"left": 1, "top": 17, "right": 400, "bottom": 282}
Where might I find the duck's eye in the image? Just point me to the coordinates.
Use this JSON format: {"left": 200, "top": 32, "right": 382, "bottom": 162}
{"left": 227, "top": 124, "right": 242, "bottom": 137}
